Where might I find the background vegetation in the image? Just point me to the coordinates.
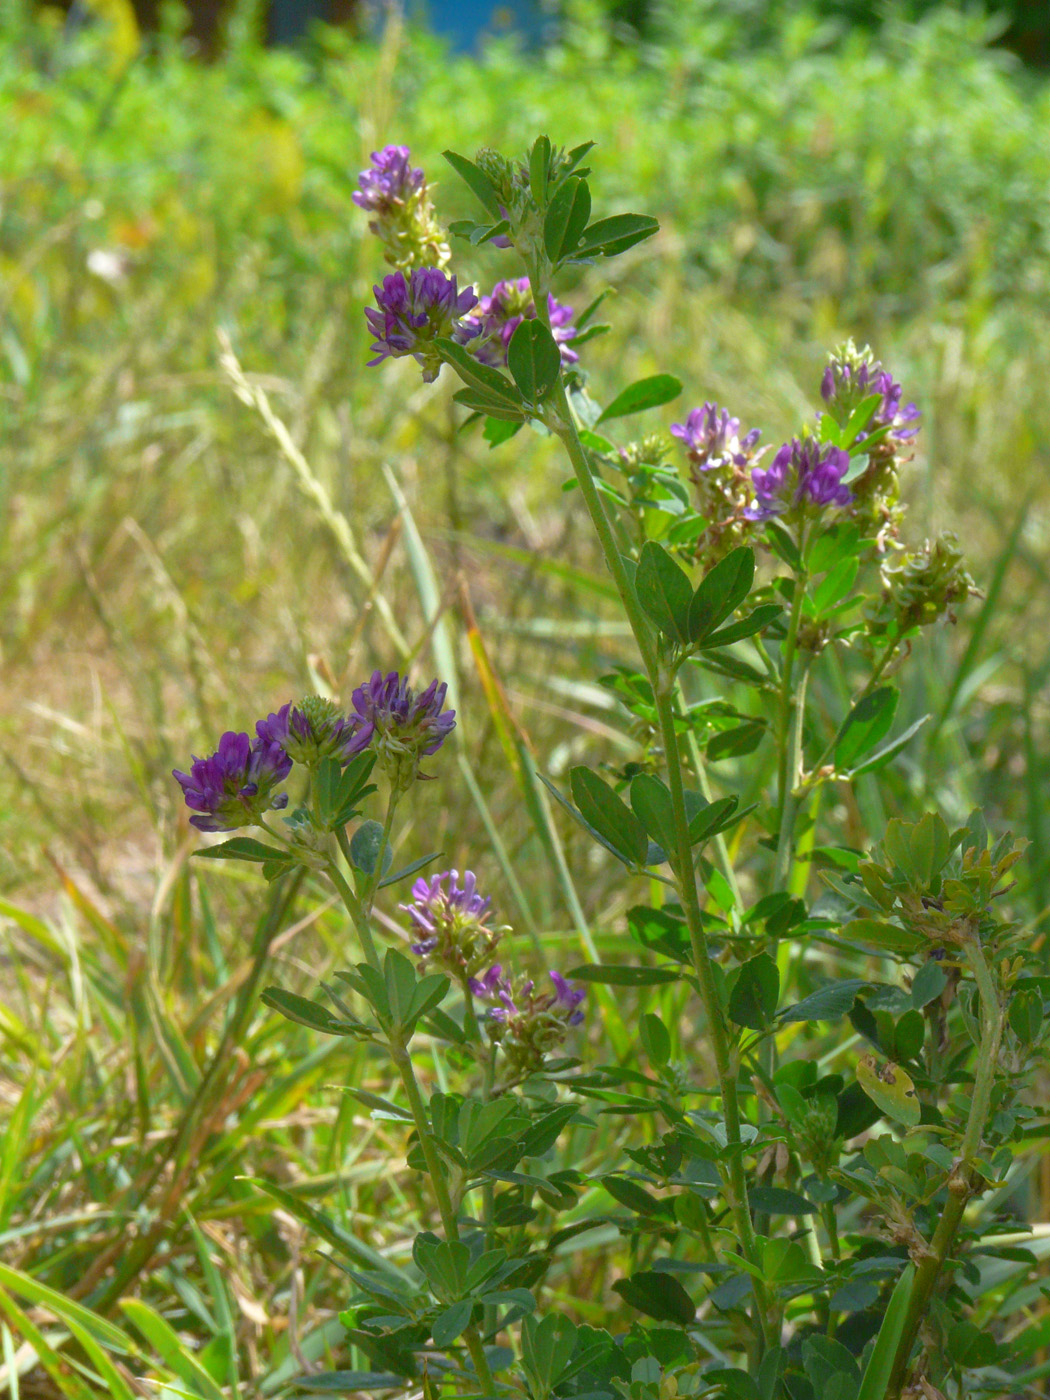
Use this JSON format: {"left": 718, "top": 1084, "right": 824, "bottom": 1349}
{"left": 1, "top": 1, "right": 1048, "bottom": 1394}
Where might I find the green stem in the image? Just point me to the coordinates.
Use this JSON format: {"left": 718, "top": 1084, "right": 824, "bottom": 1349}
{"left": 362, "top": 793, "right": 399, "bottom": 916}
{"left": 886, "top": 927, "right": 1005, "bottom": 1397}
{"left": 772, "top": 658, "right": 812, "bottom": 894}
{"left": 330, "top": 832, "right": 383, "bottom": 971}
{"left": 546, "top": 378, "right": 770, "bottom": 1350}
{"left": 678, "top": 689, "right": 743, "bottom": 913}
{"left": 390, "top": 1042, "right": 497, "bottom": 1396}
{"left": 771, "top": 560, "right": 809, "bottom": 893}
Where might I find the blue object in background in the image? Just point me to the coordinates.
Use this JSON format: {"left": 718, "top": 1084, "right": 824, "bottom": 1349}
{"left": 418, "top": 0, "right": 550, "bottom": 53}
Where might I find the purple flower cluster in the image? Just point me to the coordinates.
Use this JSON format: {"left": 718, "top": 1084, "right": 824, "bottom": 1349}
{"left": 821, "top": 345, "right": 921, "bottom": 447}
{"left": 366, "top": 268, "right": 479, "bottom": 383}
{"left": 403, "top": 869, "right": 502, "bottom": 978}
{"left": 747, "top": 437, "right": 853, "bottom": 523}
{"left": 350, "top": 670, "right": 456, "bottom": 790}
{"left": 175, "top": 672, "right": 455, "bottom": 829}
{"left": 671, "top": 402, "right": 762, "bottom": 472}
{"left": 353, "top": 145, "right": 425, "bottom": 214}
{"left": 471, "top": 278, "right": 578, "bottom": 369}
{"left": 470, "top": 964, "right": 586, "bottom": 1075}
{"left": 173, "top": 731, "right": 291, "bottom": 833}
{"left": 256, "top": 698, "right": 370, "bottom": 768}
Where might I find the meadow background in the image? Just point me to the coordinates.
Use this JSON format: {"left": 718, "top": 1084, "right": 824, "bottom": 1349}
{"left": 1, "top": 0, "right": 1049, "bottom": 1394}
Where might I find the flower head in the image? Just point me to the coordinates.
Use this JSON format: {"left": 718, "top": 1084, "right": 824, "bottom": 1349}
{"left": 365, "top": 268, "right": 479, "bottom": 383}
{"left": 747, "top": 436, "right": 852, "bottom": 522}
{"left": 472, "top": 277, "right": 578, "bottom": 368}
{"left": 174, "top": 731, "right": 291, "bottom": 832}
{"left": 866, "top": 532, "right": 978, "bottom": 637}
{"left": 349, "top": 670, "right": 455, "bottom": 790}
{"left": 671, "top": 402, "right": 762, "bottom": 473}
{"left": 255, "top": 697, "right": 370, "bottom": 769}
{"left": 353, "top": 144, "right": 450, "bottom": 271}
{"left": 404, "top": 870, "right": 504, "bottom": 978}
{"left": 821, "top": 340, "right": 920, "bottom": 446}
{"left": 472, "top": 966, "right": 586, "bottom": 1077}
{"left": 353, "top": 145, "right": 425, "bottom": 213}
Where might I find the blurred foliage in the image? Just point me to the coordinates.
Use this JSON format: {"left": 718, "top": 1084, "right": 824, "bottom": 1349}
{"left": 1, "top": 3, "right": 1049, "bottom": 1394}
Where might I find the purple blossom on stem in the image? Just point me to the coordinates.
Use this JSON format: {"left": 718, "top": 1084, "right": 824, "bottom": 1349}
{"left": 471, "top": 966, "right": 586, "bottom": 1074}
{"left": 821, "top": 342, "right": 921, "bottom": 445}
{"left": 472, "top": 278, "right": 578, "bottom": 368}
{"left": 469, "top": 963, "right": 516, "bottom": 1013}
{"left": 365, "top": 268, "right": 479, "bottom": 383}
{"left": 173, "top": 731, "right": 291, "bottom": 832}
{"left": 671, "top": 402, "right": 762, "bottom": 472}
{"left": 349, "top": 670, "right": 455, "bottom": 789}
{"left": 353, "top": 145, "right": 426, "bottom": 213}
{"left": 255, "top": 697, "right": 370, "bottom": 768}
{"left": 402, "top": 870, "right": 502, "bottom": 976}
{"left": 746, "top": 437, "right": 853, "bottom": 522}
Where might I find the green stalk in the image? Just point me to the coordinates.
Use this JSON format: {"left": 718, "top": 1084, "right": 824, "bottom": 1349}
{"left": 678, "top": 692, "right": 743, "bottom": 912}
{"left": 390, "top": 1041, "right": 498, "bottom": 1396}
{"left": 772, "top": 658, "right": 812, "bottom": 893}
{"left": 331, "top": 831, "right": 383, "bottom": 970}
{"left": 546, "top": 372, "right": 771, "bottom": 1353}
{"left": 361, "top": 792, "right": 400, "bottom": 916}
{"left": 771, "top": 558, "right": 809, "bottom": 893}
{"left": 885, "top": 928, "right": 1005, "bottom": 1397}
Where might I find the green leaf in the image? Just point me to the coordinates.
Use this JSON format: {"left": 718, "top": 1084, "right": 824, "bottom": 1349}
{"left": 613, "top": 1270, "right": 694, "bottom": 1325}
{"left": 432, "top": 1299, "right": 474, "bottom": 1347}
{"left": 639, "top": 1012, "right": 671, "bottom": 1066}
{"left": 947, "top": 1320, "right": 999, "bottom": 1367}
{"left": 749, "top": 1187, "right": 816, "bottom": 1215}
{"left": 437, "top": 337, "right": 524, "bottom": 405}
{"left": 261, "top": 987, "right": 366, "bottom": 1037}
{"left": 779, "top": 980, "right": 871, "bottom": 1023}
{"left": 349, "top": 820, "right": 394, "bottom": 877}
{"left": 635, "top": 541, "right": 693, "bottom": 644}
{"left": 809, "top": 557, "right": 859, "bottom": 617}
{"left": 688, "top": 547, "right": 756, "bottom": 643}
{"left": 700, "top": 602, "right": 782, "bottom": 650}
{"left": 687, "top": 794, "right": 743, "bottom": 843}
{"left": 908, "top": 811, "right": 951, "bottom": 886}
{"left": 574, "top": 213, "right": 660, "bottom": 259}
{"left": 842, "top": 918, "right": 922, "bottom": 954}
{"left": 856, "top": 1265, "right": 914, "bottom": 1400}
{"left": 483, "top": 415, "right": 523, "bottom": 447}
{"left": 568, "top": 963, "right": 680, "bottom": 986}
{"left": 507, "top": 319, "right": 562, "bottom": 403}
{"left": 707, "top": 721, "right": 766, "bottom": 761}
{"left": 529, "top": 134, "right": 551, "bottom": 204}
{"left": 601, "top": 1176, "right": 668, "bottom": 1216}
{"left": 910, "top": 960, "right": 948, "bottom": 1009}
{"left": 728, "top": 953, "right": 780, "bottom": 1031}
{"left": 834, "top": 687, "right": 899, "bottom": 770}
{"left": 121, "top": 1299, "right": 227, "bottom": 1400}
{"left": 569, "top": 766, "right": 648, "bottom": 866}
{"left": 378, "top": 850, "right": 443, "bottom": 889}
{"left": 845, "top": 714, "right": 929, "bottom": 778}
{"left": 453, "top": 388, "right": 527, "bottom": 422}
{"left": 596, "top": 373, "right": 682, "bottom": 424}
{"left": 441, "top": 149, "right": 503, "bottom": 217}
{"left": 543, "top": 176, "right": 592, "bottom": 262}
{"left": 856, "top": 1055, "right": 921, "bottom": 1127}
{"left": 630, "top": 773, "right": 678, "bottom": 856}
{"left": 1010, "top": 988, "right": 1043, "bottom": 1044}
{"left": 194, "top": 837, "right": 291, "bottom": 865}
